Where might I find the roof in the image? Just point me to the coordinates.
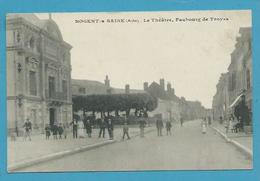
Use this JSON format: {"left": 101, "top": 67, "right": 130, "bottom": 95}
{"left": 72, "top": 79, "right": 108, "bottom": 95}
{"left": 72, "top": 79, "right": 145, "bottom": 95}
{"left": 7, "top": 13, "right": 66, "bottom": 44}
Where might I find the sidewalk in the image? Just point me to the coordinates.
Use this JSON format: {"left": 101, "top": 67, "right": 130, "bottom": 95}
{"left": 8, "top": 126, "right": 155, "bottom": 171}
{"left": 210, "top": 121, "right": 252, "bottom": 158}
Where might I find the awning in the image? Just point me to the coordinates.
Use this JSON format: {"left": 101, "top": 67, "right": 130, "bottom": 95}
{"left": 229, "top": 93, "right": 244, "bottom": 108}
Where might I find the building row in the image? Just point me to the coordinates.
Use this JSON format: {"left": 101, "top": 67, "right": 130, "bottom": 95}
{"left": 7, "top": 14, "right": 208, "bottom": 135}
{"left": 212, "top": 27, "right": 252, "bottom": 126}
{"left": 73, "top": 77, "right": 208, "bottom": 121}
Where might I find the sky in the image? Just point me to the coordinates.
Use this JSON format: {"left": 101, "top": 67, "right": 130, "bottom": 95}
{"left": 36, "top": 10, "right": 251, "bottom": 108}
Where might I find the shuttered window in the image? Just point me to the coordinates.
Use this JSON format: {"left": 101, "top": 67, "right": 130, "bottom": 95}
{"left": 29, "top": 71, "right": 37, "bottom": 95}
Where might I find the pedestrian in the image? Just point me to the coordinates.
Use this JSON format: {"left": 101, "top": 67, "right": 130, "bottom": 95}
{"left": 70, "top": 118, "right": 78, "bottom": 139}
{"left": 85, "top": 118, "right": 92, "bottom": 138}
{"left": 78, "top": 120, "right": 85, "bottom": 138}
{"left": 229, "top": 116, "right": 235, "bottom": 133}
{"left": 180, "top": 117, "right": 184, "bottom": 127}
{"left": 201, "top": 119, "right": 207, "bottom": 134}
{"left": 23, "top": 118, "right": 32, "bottom": 141}
{"left": 219, "top": 116, "right": 224, "bottom": 124}
{"left": 225, "top": 118, "right": 230, "bottom": 133}
{"left": 156, "top": 118, "right": 164, "bottom": 136}
{"left": 58, "top": 123, "right": 64, "bottom": 139}
{"left": 107, "top": 118, "right": 114, "bottom": 140}
{"left": 63, "top": 122, "right": 69, "bottom": 139}
{"left": 139, "top": 117, "right": 146, "bottom": 138}
{"left": 52, "top": 123, "right": 58, "bottom": 140}
{"left": 99, "top": 118, "right": 106, "bottom": 138}
{"left": 166, "top": 120, "right": 172, "bottom": 136}
{"left": 208, "top": 116, "right": 212, "bottom": 125}
{"left": 45, "top": 124, "right": 51, "bottom": 140}
{"left": 122, "top": 121, "right": 130, "bottom": 140}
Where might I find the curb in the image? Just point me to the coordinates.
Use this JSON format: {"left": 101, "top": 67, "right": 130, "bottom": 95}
{"left": 210, "top": 126, "right": 253, "bottom": 160}
{"left": 8, "top": 128, "right": 156, "bottom": 172}
{"left": 8, "top": 140, "right": 116, "bottom": 172}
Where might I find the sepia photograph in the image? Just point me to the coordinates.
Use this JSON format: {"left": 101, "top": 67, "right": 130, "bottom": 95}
{"left": 6, "top": 10, "right": 252, "bottom": 172}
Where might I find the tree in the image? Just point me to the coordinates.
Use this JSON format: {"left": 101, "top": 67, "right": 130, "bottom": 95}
{"left": 72, "top": 93, "right": 158, "bottom": 118}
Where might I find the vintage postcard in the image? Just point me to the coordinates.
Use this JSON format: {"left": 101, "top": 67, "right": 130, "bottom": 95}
{"left": 6, "top": 10, "right": 252, "bottom": 172}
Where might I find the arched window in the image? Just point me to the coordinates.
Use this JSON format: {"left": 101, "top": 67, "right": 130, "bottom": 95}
{"left": 247, "top": 69, "right": 251, "bottom": 89}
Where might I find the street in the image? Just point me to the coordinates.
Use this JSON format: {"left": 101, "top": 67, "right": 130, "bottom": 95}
{"left": 19, "top": 120, "right": 252, "bottom": 172}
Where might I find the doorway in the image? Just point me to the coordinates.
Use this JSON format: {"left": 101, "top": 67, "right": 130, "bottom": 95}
{"left": 49, "top": 108, "right": 56, "bottom": 126}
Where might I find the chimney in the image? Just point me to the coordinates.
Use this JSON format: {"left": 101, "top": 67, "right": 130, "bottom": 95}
{"left": 159, "top": 78, "right": 165, "bottom": 91}
{"left": 167, "top": 82, "right": 172, "bottom": 92}
{"left": 104, "top": 75, "right": 110, "bottom": 88}
{"left": 144, "top": 82, "right": 148, "bottom": 91}
{"left": 125, "top": 84, "right": 130, "bottom": 94}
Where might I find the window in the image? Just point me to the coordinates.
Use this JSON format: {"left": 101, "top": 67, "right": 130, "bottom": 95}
{"left": 229, "top": 72, "right": 236, "bottom": 91}
{"left": 79, "top": 87, "right": 86, "bottom": 94}
{"left": 62, "top": 80, "right": 67, "bottom": 98}
{"left": 247, "top": 69, "right": 251, "bottom": 89}
{"left": 48, "top": 76, "right": 55, "bottom": 98}
{"left": 232, "top": 72, "right": 236, "bottom": 90}
{"left": 29, "top": 71, "right": 37, "bottom": 95}
{"left": 31, "top": 109, "right": 37, "bottom": 129}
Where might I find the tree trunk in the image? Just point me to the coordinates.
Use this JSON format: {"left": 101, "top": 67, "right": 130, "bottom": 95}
{"left": 115, "top": 110, "right": 119, "bottom": 117}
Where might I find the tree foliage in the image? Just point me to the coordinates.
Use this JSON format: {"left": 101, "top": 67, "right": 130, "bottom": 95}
{"left": 72, "top": 93, "right": 158, "bottom": 116}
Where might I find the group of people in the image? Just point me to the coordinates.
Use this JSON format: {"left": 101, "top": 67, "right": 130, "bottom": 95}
{"left": 22, "top": 115, "right": 176, "bottom": 141}
{"left": 22, "top": 118, "right": 70, "bottom": 141}
{"left": 45, "top": 122, "right": 69, "bottom": 140}
{"left": 224, "top": 115, "right": 242, "bottom": 133}
{"left": 97, "top": 118, "right": 114, "bottom": 140}
{"left": 155, "top": 119, "right": 172, "bottom": 136}
{"left": 70, "top": 116, "right": 130, "bottom": 140}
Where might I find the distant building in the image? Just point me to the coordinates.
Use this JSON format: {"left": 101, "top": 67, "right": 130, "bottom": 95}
{"left": 72, "top": 77, "right": 207, "bottom": 121}
{"left": 7, "top": 14, "right": 72, "bottom": 135}
{"left": 145, "top": 79, "right": 207, "bottom": 121}
{"left": 72, "top": 79, "right": 108, "bottom": 96}
{"left": 72, "top": 76, "right": 144, "bottom": 97}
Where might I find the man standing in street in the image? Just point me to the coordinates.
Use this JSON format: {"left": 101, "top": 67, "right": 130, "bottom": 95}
{"left": 71, "top": 118, "right": 78, "bottom": 139}
{"left": 122, "top": 116, "right": 130, "bottom": 140}
{"left": 139, "top": 115, "right": 146, "bottom": 138}
{"left": 166, "top": 120, "right": 172, "bottom": 136}
{"left": 99, "top": 118, "right": 106, "bottom": 138}
{"left": 85, "top": 118, "right": 92, "bottom": 138}
{"left": 156, "top": 118, "right": 164, "bottom": 136}
{"left": 180, "top": 117, "right": 184, "bottom": 127}
{"left": 107, "top": 118, "right": 114, "bottom": 140}
{"left": 23, "top": 118, "right": 32, "bottom": 141}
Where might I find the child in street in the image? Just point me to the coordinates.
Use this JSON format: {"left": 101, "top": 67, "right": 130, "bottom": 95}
{"left": 122, "top": 121, "right": 130, "bottom": 140}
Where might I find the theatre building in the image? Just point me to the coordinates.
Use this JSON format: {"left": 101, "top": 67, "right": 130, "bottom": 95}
{"left": 6, "top": 14, "right": 72, "bottom": 135}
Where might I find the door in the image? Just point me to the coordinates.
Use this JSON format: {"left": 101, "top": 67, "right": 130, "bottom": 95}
{"left": 49, "top": 108, "right": 55, "bottom": 126}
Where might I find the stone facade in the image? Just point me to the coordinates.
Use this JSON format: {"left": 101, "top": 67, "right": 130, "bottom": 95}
{"left": 7, "top": 14, "right": 72, "bottom": 135}
{"left": 212, "top": 27, "right": 252, "bottom": 122}
{"left": 212, "top": 73, "right": 229, "bottom": 120}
